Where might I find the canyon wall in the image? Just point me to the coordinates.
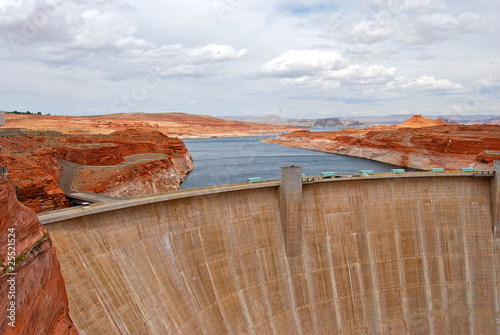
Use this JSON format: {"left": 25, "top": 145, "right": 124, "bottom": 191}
{"left": 44, "top": 174, "right": 498, "bottom": 334}
{"left": 0, "top": 129, "right": 193, "bottom": 213}
{"left": 0, "top": 178, "right": 78, "bottom": 335}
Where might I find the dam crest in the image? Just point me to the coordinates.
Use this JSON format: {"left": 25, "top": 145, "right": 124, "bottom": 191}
{"left": 40, "top": 167, "right": 500, "bottom": 334}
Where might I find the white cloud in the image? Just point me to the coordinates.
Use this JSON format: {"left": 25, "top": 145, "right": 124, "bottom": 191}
{"left": 254, "top": 48, "right": 465, "bottom": 103}
{"left": 328, "top": 64, "right": 397, "bottom": 85}
{"left": 324, "top": 7, "right": 494, "bottom": 46}
{"left": 0, "top": 1, "right": 248, "bottom": 81}
{"left": 260, "top": 49, "right": 349, "bottom": 77}
{"left": 186, "top": 44, "right": 248, "bottom": 63}
{"left": 365, "top": 0, "right": 447, "bottom": 14}
{"left": 0, "top": 0, "right": 498, "bottom": 117}
{"left": 398, "top": 75, "right": 465, "bottom": 91}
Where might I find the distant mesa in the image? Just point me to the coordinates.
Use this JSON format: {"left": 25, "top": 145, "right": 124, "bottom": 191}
{"left": 221, "top": 114, "right": 371, "bottom": 128}
{"left": 396, "top": 114, "right": 447, "bottom": 128}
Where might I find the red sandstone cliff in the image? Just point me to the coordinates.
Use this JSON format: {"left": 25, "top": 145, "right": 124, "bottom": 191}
{"left": 0, "top": 129, "right": 193, "bottom": 213}
{"left": 74, "top": 129, "right": 195, "bottom": 197}
{"left": 264, "top": 115, "right": 500, "bottom": 171}
{"left": 0, "top": 178, "right": 78, "bottom": 335}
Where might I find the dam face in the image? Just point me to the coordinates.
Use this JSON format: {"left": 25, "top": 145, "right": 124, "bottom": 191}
{"left": 44, "top": 173, "right": 499, "bottom": 334}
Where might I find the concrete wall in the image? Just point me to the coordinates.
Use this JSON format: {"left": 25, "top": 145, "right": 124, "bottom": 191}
{"left": 46, "top": 175, "right": 499, "bottom": 334}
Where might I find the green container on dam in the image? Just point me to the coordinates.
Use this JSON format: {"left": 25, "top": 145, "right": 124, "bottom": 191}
{"left": 391, "top": 169, "right": 405, "bottom": 174}
{"left": 247, "top": 177, "right": 263, "bottom": 183}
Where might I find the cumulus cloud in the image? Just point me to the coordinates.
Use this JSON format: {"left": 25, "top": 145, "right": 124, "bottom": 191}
{"left": 398, "top": 75, "right": 464, "bottom": 91}
{"left": 260, "top": 49, "right": 349, "bottom": 77}
{"left": 186, "top": 44, "right": 248, "bottom": 63}
{"left": 365, "top": 0, "right": 447, "bottom": 14}
{"left": 324, "top": 6, "right": 494, "bottom": 46}
{"left": 0, "top": 0, "right": 247, "bottom": 80}
{"left": 0, "top": 0, "right": 498, "bottom": 117}
{"left": 256, "top": 49, "right": 465, "bottom": 102}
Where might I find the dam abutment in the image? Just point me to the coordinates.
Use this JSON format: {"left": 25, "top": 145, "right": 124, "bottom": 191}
{"left": 41, "top": 172, "right": 499, "bottom": 334}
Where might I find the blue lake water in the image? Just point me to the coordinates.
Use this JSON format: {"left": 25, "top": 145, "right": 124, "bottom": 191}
{"left": 180, "top": 136, "right": 414, "bottom": 190}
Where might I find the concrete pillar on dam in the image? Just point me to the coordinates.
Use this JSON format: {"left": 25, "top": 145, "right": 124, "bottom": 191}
{"left": 494, "top": 161, "right": 500, "bottom": 238}
{"left": 280, "top": 166, "right": 303, "bottom": 257}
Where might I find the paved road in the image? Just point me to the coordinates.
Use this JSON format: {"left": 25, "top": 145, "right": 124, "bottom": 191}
{"left": 58, "top": 160, "right": 81, "bottom": 193}
{"left": 58, "top": 154, "right": 168, "bottom": 205}
{"left": 124, "top": 153, "right": 166, "bottom": 162}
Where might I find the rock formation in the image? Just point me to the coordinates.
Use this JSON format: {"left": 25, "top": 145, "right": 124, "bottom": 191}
{"left": 395, "top": 114, "right": 447, "bottom": 128}
{"left": 74, "top": 129, "right": 194, "bottom": 197}
{"left": 0, "top": 178, "right": 78, "bottom": 335}
{"left": 0, "top": 128, "right": 194, "bottom": 213}
{"left": 263, "top": 115, "right": 500, "bottom": 171}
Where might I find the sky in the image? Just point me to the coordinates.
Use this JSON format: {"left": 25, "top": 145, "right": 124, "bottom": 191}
{"left": 0, "top": 0, "right": 499, "bottom": 119}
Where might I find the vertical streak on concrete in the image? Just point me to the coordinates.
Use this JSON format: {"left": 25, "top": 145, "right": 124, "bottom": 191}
{"left": 493, "top": 161, "right": 500, "bottom": 238}
{"left": 394, "top": 229, "right": 410, "bottom": 333}
{"left": 366, "top": 232, "right": 383, "bottom": 334}
{"left": 256, "top": 250, "right": 279, "bottom": 335}
{"left": 280, "top": 166, "right": 303, "bottom": 258}
{"left": 356, "top": 181, "right": 382, "bottom": 334}
{"left": 462, "top": 225, "right": 475, "bottom": 335}
{"left": 458, "top": 183, "right": 475, "bottom": 335}
{"left": 326, "top": 235, "right": 343, "bottom": 333}
{"left": 283, "top": 254, "right": 304, "bottom": 335}
{"left": 199, "top": 228, "right": 232, "bottom": 333}
{"left": 415, "top": 189, "right": 435, "bottom": 335}
{"left": 435, "top": 227, "right": 450, "bottom": 334}
{"left": 230, "top": 256, "right": 256, "bottom": 335}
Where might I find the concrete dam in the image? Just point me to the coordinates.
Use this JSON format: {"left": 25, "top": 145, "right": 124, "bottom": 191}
{"left": 40, "top": 167, "right": 500, "bottom": 335}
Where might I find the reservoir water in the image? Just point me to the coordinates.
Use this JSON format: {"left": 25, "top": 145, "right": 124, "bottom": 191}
{"left": 180, "top": 136, "right": 412, "bottom": 190}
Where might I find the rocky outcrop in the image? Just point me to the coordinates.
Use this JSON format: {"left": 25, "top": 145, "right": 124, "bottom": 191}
{"left": 0, "top": 129, "right": 194, "bottom": 213}
{"left": 395, "top": 114, "right": 447, "bottom": 128}
{"left": 264, "top": 115, "right": 500, "bottom": 171}
{"left": 0, "top": 178, "right": 78, "bottom": 335}
{"left": 73, "top": 129, "right": 194, "bottom": 197}
{"left": 75, "top": 155, "right": 193, "bottom": 197}
{"left": 0, "top": 134, "right": 72, "bottom": 213}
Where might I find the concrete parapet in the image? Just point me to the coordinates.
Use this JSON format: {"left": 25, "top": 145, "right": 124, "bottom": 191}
{"left": 494, "top": 161, "right": 500, "bottom": 238}
{"left": 280, "top": 166, "right": 303, "bottom": 257}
